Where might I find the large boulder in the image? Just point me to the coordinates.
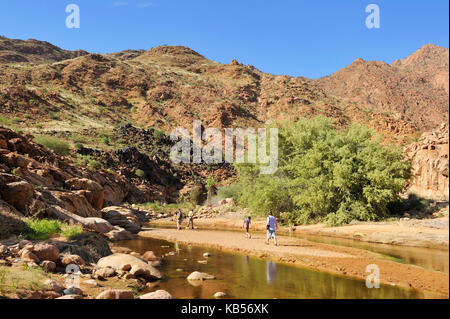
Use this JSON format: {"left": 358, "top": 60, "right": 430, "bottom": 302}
{"left": 187, "top": 271, "right": 216, "bottom": 281}
{"left": 97, "top": 253, "right": 162, "bottom": 281}
{"left": 101, "top": 206, "right": 141, "bottom": 234}
{"left": 60, "top": 254, "right": 86, "bottom": 267}
{"left": 139, "top": 290, "right": 173, "bottom": 299}
{"left": 0, "top": 180, "right": 34, "bottom": 213}
{"left": 83, "top": 217, "right": 114, "bottom": 234}
{"left": 50, "top": 191, "right": 100, "bottom": 218}
{"left": 96, "top": 289, "right": 134, "bottom": 299}
{"left": 65, "top": 178, "right": 104, "bottom": 210}
{"left": 31, "top": 243, "right": 59, "bottom": 262}
{"left": 105, "top": 227, "right": 135, "bottom": 241}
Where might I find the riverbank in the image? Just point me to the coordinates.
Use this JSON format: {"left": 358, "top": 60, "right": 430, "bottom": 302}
{"left": 149, "top": 211, "right": 449, "bottom": 250}
{"left": 138, "top": 227, "right": 449, "bottom": 298}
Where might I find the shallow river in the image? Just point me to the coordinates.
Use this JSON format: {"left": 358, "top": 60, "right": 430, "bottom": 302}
{"left": 116, "top": 236, "right": 445, "bottom": 299}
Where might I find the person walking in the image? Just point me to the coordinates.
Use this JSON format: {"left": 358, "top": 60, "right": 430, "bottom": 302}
{"left": 186, "top": 210, "right": 195, "bottom": 229}
{"left": 175, "top": 210, "right": 183, "bottom": 230}
{"left": 265, "top": 211, "right": 278, "bottom": 246}
{"left": 243, "top": 216, "right": 251, "bottom": 239}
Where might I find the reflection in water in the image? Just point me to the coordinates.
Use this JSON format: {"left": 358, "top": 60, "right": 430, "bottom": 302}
{"left": 116, "top": 237, "right": 446, "bottom": 299}
{"left": 266, "top": 261, "right": 277, "bottom": 285}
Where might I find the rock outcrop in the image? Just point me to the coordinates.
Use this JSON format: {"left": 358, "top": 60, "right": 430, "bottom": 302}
{"left": 405, "top": 123, "right": 449, "bottom": 200}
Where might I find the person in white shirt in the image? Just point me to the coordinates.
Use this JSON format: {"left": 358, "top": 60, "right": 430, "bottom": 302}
{"left": 265, "top": 211, "right": 278, "bottom": 246}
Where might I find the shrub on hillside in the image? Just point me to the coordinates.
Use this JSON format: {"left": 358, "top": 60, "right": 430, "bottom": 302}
{"left": 34, "top": 136, "right": 70, "bottom": 156}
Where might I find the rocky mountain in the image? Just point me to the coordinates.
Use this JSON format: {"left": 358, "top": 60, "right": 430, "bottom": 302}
{"left": 315, "top": 44, "right": 449, "bottom": 133}
{"left": 0, "top": 37, "right": 448, "bottom": 201}
{"left": 0, "top": 36, "right": 88, "bottom": 64}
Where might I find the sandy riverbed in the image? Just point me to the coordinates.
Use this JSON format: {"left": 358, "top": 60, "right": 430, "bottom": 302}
{"left": 139, "top": 227, "right": 449, "bottom": 297}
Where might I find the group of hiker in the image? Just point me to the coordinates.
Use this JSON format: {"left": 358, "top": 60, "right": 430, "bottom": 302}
{"left": 175, "top": 209, "right": 194, "bottom": 230}
{"left": 175, "top": 209, "right": 278, "bottom": 246}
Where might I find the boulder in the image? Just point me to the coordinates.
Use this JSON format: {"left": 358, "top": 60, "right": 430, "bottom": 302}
{"left": 142, "top": 251, "right": 160, "bottom": 262}
{"left": 50, "top": 191, "right": 100, "bottom": 218}
{"left": 31, "top": 243, "right": 59, "bottom": 262}
{"left": 45, "top": 279, "right": 64, "bottom": 293}
{"left": 96, "top": 289, "right": 134, "bottom": 299}
{"left": 21, "top": 249, "right": 39, "bottom": 263}
{"left": 105, "top": 227, "right": 135, "bottom": 241}
{"left": 101, "top": 206, "right": 141, "bottom": 234}
{"left": 0, "top": 181, "right": 34, "bottom": 213}
{"left": 83, "top": 217, "right": 114, "bottom": 234}
{"left": 187, "top": 271, "right": 216, "bottom": 281}
{"left": 60, "top": 254, "right": 86, "bottom": 267}
{"left": 214, "top": 292, "right": 226, "bottom": 298}
{"left": 139, "top": 290, "right": 173, "bottom": 299}
{"left": 63, "top": 287, "right": 83, "bottom": 295}
{"left": 0, "top": 244, "right": 7, "bottom": 255}
{"left": 97, "top": 253, "right": 162, "bottom": 280}
{"left": 41, "top": 260, "right": 57, "bottom": 272}
{"left": 93, "top": 266, "right": 116, "bottom": 278}
{"left": 65, "top": 178, "right": 105, "bottom": 210}
{"left": 18, "top": 240, "right": 32, "bottom": 249}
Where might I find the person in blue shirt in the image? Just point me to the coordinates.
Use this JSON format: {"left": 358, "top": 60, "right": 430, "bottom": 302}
{"left": 265, "top": 211, "right": 278, "bottom": 246}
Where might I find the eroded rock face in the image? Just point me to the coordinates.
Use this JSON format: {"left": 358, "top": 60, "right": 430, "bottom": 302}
{"left": 65, "top": 178, "right": 104, "bottom": 210}
{"left": 405, "top": 123, "right": 449, "bottom": 200}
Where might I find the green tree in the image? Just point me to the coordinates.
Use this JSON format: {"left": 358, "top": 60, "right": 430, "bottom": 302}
{"left": 234, "top": 116, "right": 411, "bottom": 225}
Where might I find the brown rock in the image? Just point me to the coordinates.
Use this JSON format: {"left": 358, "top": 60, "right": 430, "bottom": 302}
{"left": 93, "top": 266, "right": 116, "bottom": 278}
{"left": 32, "top": 243, "right": 59, "bottom": 262}
{"left": 65, "top": 178, "right": 104, "bottom": 210}
{"left": 0, "top": 181, "right": 34, "bottom": 213}
{"left": 142, "top": 251, "right": 160, "bottom": 262}
{"left": 41, "top": 260, "right": 56, "bottom": 272}
{"left": 21, "top": 249, "right": 40, "bottom": 263}
{"left": 139, "top": 290, "right": 173, "bottom": 299}
{"left": 60, "top": 254, "right": 86, "bottom": 266}
{"left": 96, "top": 289, "right": 134, "bottom": 299}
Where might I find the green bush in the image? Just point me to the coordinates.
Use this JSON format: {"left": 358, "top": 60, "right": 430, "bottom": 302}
{"left": 234, "top": 116, "right": 411, "bottom": 226}
{"left": 25, "top": 219, "right": 83, "bottom": 240}
{"left": 34, "top": 136, "right": 70, "bottom": 156}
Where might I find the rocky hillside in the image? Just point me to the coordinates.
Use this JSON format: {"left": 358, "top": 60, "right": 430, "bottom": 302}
{"left": 0, "top": 36, "right": 448, "bottom": 201}
{"left": 0, "top": 36, "right": 88, "bottom": 64}
{"left": 315, "top": 44, "right": 449, "bottom": 133}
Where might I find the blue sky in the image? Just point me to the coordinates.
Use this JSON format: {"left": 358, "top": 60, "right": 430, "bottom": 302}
{"left": 0, "top": 0, "right": 448, "bottom": 78}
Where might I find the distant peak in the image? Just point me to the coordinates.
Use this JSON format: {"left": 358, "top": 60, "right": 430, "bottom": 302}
{"left": 143, "top": 45, "right": 203, "bottom": 57}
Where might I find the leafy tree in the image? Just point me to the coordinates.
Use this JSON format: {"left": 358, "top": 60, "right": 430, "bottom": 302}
{"left": 234, "top": 116, "right": 411, "bottom": 225}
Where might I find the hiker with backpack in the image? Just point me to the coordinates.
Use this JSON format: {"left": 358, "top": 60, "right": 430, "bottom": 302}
{"left": 175, "top": 210, "right": 183, "bottom": 230}
{"left": 265, "top": 211, "right": 278, "bottom": 246}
